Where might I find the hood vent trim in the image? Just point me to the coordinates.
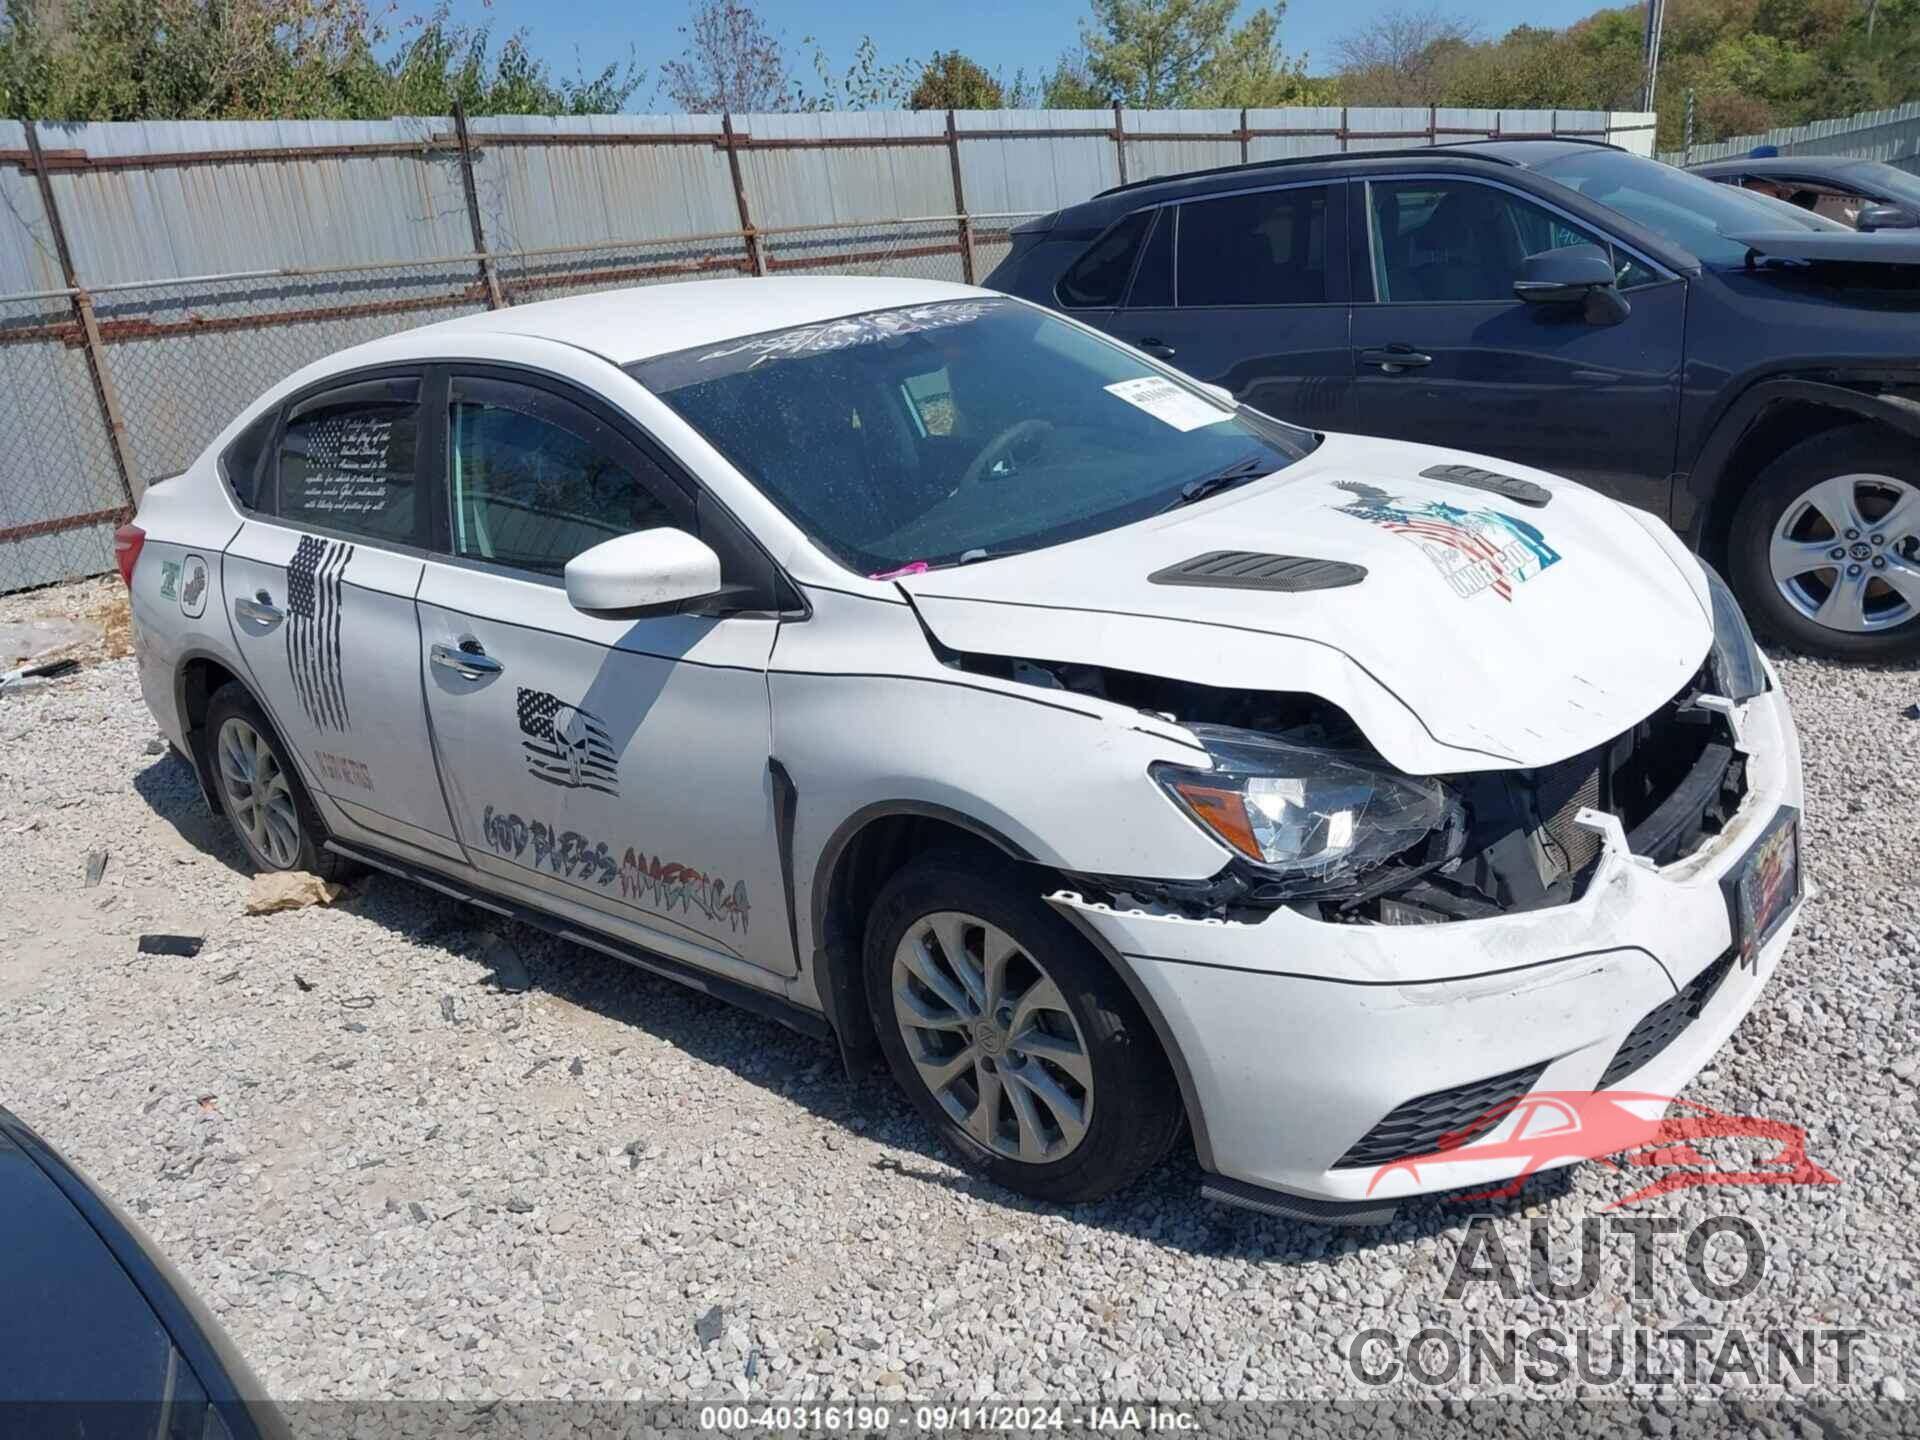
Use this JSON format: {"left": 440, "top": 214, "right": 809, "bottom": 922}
{"left": 1419, "top": 463, "right": 1552, "bottom": 508}
{"left": 1149, "top": 550, "right": 1367, "bottom": 593}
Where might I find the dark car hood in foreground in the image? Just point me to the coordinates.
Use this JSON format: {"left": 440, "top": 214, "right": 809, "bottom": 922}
{"left": 1727, "top": 229, "right": 1920, "bottom": 264}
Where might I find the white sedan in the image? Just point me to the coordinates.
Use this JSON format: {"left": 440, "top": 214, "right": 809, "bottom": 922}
{"left": 119, "top": 277, "right": 1803, "bottom": 1219}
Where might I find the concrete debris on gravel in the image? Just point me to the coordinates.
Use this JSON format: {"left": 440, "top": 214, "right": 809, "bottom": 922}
{"left": 243, "top": 871, "right": 347, "bottom": 915}
{"left": 0, "top": 579, "right": 1915, "bottom": 1410}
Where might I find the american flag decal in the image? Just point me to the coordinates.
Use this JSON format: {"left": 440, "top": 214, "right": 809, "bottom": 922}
{"left": 286, "top": 535, "right": 353, "bottom": 730}
{"left": 517, "top": 688, "right": 620, "bottom": 796}
{"left": 1332, "top": 482, "right": 1560, "bottom": 603}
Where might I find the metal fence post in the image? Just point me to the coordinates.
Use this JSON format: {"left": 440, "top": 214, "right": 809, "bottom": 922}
{"left": 1112, "top": 101, "right": 1129, "bottom": 187}
{"left": 946, "top": 110, "right": 976, "bottom": 285}
{"left": 721, "top": 114, "right": 764, "bottom": 276}
{"left": 1238, "top": 107, "right": 1250, "bottom": 164}
{"left": 452, "top": 101, "right": 506, "bottom": 309}
{"left": 24, "top": 120, "right": 142, "bottom": 505}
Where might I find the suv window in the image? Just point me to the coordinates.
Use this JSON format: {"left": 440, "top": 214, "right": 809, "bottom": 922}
{"left": 1368, "top": 179, "right": 1658, "bottom": 302}
{"left": 276, "top": 378, "right": 420, "bottom": 544}
{"left": 448, "top": 378, "right": 680, "bottom": 577}
{"left": 1177, "top": 186, "right": 1328, "bottom": 306}
{"left": 1058, "top": 209, "right": 1152, "bottom": 309}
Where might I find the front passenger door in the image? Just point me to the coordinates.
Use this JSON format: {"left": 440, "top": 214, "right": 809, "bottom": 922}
{"left": 415, "top": 372, "right": 793, "bottom": 980}
{"left": 1346, "top": 177, "right": 1686, "bottom": 512}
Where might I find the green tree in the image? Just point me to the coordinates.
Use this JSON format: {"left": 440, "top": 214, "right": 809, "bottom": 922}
{"left": 1038, "top": 48, "right": 1110, "bottom": 106}
{"left": 0, "top": 0, "right": 641, "bottom": 120}
{"left": 909, "top": 50, "right": 1004, "bottom": 110}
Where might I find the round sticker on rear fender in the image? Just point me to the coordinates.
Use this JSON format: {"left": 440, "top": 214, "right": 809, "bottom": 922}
{"left": 179, "top": 554, "right": 209, "bottom": 619}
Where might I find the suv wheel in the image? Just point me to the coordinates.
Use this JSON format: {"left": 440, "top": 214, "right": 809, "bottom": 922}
{"left": 1729, "top": 424, "right": 1920, "bottom": 661}
{"left": 205, "top": 683, "right": 348, "bottom": 879}
{"left": 864, "top": 851, "right": 1184, "bottom": 1204}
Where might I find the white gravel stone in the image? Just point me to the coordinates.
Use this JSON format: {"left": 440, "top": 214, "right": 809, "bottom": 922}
{"left": 1, "top": 581, "right": 1916, "bottom": 1411}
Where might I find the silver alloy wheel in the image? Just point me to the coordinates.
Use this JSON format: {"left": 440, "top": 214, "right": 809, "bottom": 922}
{"left": 1769, "top": 471, "right": 1920, "bottom": 633}
{"left": 216, "top": 717, "right": 302, "bottom": 869}
{"left": 891, "top": 910, "right": 1093, "bottom": 1163}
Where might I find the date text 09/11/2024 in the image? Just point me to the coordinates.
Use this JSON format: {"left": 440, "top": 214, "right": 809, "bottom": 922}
{"left": 697, "top": 1405, "right": 1201, "bottom": 1432}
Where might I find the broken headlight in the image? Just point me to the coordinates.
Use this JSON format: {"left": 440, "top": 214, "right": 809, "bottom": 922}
{"left": 1152, "top": 724, "right": 1464, "bottom": 897}
{"left": 1702, "top": 562, "right": 1766, "bottom": 703}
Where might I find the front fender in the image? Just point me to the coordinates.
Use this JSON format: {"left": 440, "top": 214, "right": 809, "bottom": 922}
{"left": 1678, "top": 374, "right": 1920, "bottom": 544}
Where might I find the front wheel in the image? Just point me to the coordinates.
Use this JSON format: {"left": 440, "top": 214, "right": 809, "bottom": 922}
{"left": 1727, "top": 424, "right": 1920, "bottom": 661}
{"left": 864, "top": 852, "right": 1185, "bottom": 1204}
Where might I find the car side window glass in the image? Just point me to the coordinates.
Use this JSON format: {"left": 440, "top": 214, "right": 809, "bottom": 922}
{"left": 448, "top": 381, "right": 678, "bottom": 578}
{"left": 1058, "top": 209, "right": 1152, "bottom": 309}
{"left": 221, "top": 407, "right": 279, "bottom": 512}
{"left": 900, "top": 368, "right": 956, "bottom": 436}
{"left": 1125, "top": 207, "right": 1175, "bottom": 307}
{"left": 276, "top": 380, "right": 420, "bottom": 543}
{"left": 1369, "top": 180, "right": 1628, "bottom": 303}
{"left": 1176, "top": 186, "right": 1328, "bottom": 307}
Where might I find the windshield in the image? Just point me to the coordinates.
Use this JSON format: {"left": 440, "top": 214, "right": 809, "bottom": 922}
{"left": 1539, "top": 149, "right": 1846, "bottom": 267}
{"left": 1848, "top": 160, "right": 1920, "bottom": 207}
{"left": 629, "top": 298, "right": 1315, "bottom": 577}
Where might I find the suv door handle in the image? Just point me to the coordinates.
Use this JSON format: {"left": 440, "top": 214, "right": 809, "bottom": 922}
{"left": 431, "top": 641, "right": 503, "bottom": 681}
{"left": 234, "top": 591, "right": 284, "bottom": 629}
{"left": 1138, "top": 338, "right": 1177, "bottom": 359}
{"left": 1361, "top": 346, "right": 1433, "bottom": 373}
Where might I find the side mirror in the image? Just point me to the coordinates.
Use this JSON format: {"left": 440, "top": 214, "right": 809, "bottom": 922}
{"left": 1856, "top": 203, "right": 1918, "bottom": 232}
{"left": 564, "top": 529, "right": 724, "bottom": 615}
{"left": 1513, "top": 244, "right": 1630, "bottom": 326}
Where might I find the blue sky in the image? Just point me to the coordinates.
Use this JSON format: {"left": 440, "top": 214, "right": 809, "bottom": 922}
{"left": 443, "top": 0, "right": 1614, "bottom": 105}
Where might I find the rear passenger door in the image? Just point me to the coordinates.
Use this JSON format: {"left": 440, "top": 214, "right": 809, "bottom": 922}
{"left": 1346, "top": 175, "right": 1686, "bottom": 513}
{"left": 1101, "top": 182, "right": 1353, "bottom": 431}
{"left": 221, "top": 371, "right": 464, "bottom": 864}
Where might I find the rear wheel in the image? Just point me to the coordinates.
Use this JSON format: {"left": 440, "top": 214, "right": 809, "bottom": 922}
{"left": 205, "top": 683, "right": 348, "bottom": 879}
{"left": 1728, "top": 425, "right": 1920, "bottom": 661}
{"left": 864, "top": 851, "right": 1184, "bottom": 1203}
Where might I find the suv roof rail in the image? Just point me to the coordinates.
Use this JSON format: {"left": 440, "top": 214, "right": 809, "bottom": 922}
{"left": 1092, "top": 136, "right": 1623, "bottom": 200}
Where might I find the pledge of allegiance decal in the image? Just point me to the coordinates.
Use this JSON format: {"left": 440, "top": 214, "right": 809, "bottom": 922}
{"left": 286, "top": 535, "right": 354, "bottom": 730}
{"left": 1332, "top": 481, "right": 1560, "bottom": 602}
{"left": 482, "top": 805, "right": 750, "bottom": 934}
{"left": 517, "top": 688, "right": 619, "bottom": 796}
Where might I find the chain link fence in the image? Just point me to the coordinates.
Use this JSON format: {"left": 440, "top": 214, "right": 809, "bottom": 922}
{"left": 0, "top": 290, "right": 130, "bottom": 592}
{"left": 0, "top": 213, "right": 1049, "bottom": 594}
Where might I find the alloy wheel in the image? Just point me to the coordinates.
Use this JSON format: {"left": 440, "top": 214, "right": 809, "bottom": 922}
{"left": 216, "top": 717, "right": 302, "bottom": 869}
{"left": 890, "top": 910, "right": 1093, "bottom": 1163}
{"left": 1769, "top": 472, "right": 1920, "bottom": 633}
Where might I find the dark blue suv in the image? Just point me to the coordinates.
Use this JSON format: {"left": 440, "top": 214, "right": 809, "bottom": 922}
{"left": 988, "top": 140, "right": 1920, "bottom": 661}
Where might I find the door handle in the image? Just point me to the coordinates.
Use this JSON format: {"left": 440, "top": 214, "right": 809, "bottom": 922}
{"left": 1361, "top": 346, "right": 1433, "bottom": 374}
{"left": 234, "top": 590, "right": 284, "bottom": 630}
{"left": 1139, "top": 338, "right": 1177, "bottom": 359}
{"left": 431, "top": 641, "right": 503, "bottom": 681}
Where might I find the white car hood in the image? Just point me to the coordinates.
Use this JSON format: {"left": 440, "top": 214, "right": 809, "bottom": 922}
{"left": 897, "top": 433, "right": 1713, "bottom": 775}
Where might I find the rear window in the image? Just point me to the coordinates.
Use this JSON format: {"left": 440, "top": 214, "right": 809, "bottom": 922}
{"left": 1057, "top": 210, "right": 1152, "bottom": 309}
{"left": 1178, "top": 186, "right": 1329, "bottom": 306}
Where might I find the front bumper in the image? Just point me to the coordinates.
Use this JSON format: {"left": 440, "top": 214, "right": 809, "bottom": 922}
{"left": 1052, "top": 677, "right": 1804, "bottom": 1210}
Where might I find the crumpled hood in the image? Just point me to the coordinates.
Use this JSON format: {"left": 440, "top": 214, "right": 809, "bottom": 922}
{"left": 897, "top": 432, "right": 1713, "bottom": 774}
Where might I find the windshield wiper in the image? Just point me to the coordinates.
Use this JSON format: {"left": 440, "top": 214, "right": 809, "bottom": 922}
{"left": 1159, "top": 454, "right": 1275, "bottom": 513}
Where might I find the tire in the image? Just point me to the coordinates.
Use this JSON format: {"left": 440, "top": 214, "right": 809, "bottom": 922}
{"left": 864, "top": 851, "right": 1185, "bottom": 1204}
{"left": 1727, "top": 424, "right": 1920, "bottom": 662}
{"left": 203, "top": 682, "right": 350, "bottom": 880}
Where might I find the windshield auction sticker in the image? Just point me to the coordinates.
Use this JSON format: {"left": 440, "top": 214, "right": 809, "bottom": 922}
{"left": 1103, "top": 377, "right": 1233, "bottom": 431}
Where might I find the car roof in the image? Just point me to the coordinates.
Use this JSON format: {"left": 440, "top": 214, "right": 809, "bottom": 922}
{"left": 1090, "top": 137, "right": 1618, "bottom": 203}
{"left": 385, "top": 275, "right": 984, "bottom": 368}
{"left": 1690, "top": 156, "right": 1872, "bottom": 181}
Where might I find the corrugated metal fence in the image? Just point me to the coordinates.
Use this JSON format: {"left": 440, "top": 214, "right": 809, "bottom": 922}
{"left": 1661, "top": 100, "right": 1920, "bottom": 173}
{"left": 0, "top": 104, "right": 1656, "bottom": 592}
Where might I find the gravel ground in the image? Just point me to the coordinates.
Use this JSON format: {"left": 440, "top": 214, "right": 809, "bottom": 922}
{"left": 0, "top": 580, "right": 1916, "bottom": 1416}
